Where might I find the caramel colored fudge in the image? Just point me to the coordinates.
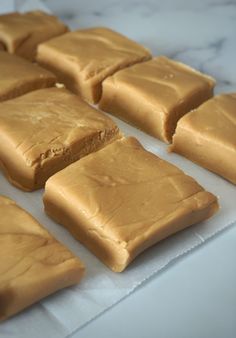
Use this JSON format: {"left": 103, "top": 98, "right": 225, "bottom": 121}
{"left": 44, "top": 137, "right": 219, "bottom": 272}
{"left": 0, "top": 11, "right": 68, "bottom": 60}
{"left": 0, "top": 87, "right": 120, "bottom": 191}
{"left": 0, "top": 51, "right": 56, "bottom": 102}
{"left": 99, "top": 56, "right": 215, "bottom": 143}
{"left": 36, "top": 27, "right": 152, "bottom": 103}
{"left": 0, "top": 195, "right": 84, "bottom": 321}
{"left": 170, "top": 93, "right": 236, "bottom": 184}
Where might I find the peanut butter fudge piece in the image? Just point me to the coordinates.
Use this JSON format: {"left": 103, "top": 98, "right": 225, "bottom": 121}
{"left": 0, "top": 87, "right": 120, "bottom": 191}
{"left": 0, "top": 11, "right": 68, "bottom": 60}
{"left": 44, "top": 137, "right": 219, "bottom": 272}
{"left": 99, "top": 56, "right": 215, "bottom": 143}
{"left": 0, "top": 195, "right": 84, "bottom": 321}
{"left": 0, "top": 51, "right": 56, "bottom": 102}
{"left": 170, "top": 93, "right": 236, "bottom": 184}
{"left": 36, "top": 27, "right": 152, "bottom": 103}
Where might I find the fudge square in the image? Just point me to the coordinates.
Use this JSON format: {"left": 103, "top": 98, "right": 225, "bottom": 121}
{"left": 0, "top": 51, "right": 56, "bottom": 102}
{"left": 0, "top": 11, "right": 68, "bottom": 61}
{"left": 0, "top": 195, "right": 84, "bottom": 321}
{"left": 0, "top": 87, "right": 120, "bottom": 191}
{"left": 170, "top": 93, "right": 236, "bottom": 184}
{"left": 36, "top": 27, "right": 152, "bottom": 103}
{"left": 99, "top": 56, "right": 215, "bottom": 143}
{"left": 44, "top": 137, "right": 219, "bottom": 272}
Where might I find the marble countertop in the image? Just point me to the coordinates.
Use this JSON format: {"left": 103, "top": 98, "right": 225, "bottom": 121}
{"left": 42, "top": 0, "right": 236, "bottom": 96}
{"left": 42, "top": 1, "right": 236, "bottom": 338}
{"left": 45, "top": 0, "right": 236, "bottom": 338}
{"left": 3, "top": 1, "right": 236, "bottom": 337}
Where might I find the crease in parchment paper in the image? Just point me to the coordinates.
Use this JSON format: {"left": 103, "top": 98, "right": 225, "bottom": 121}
{"left": 64, "top": 218, "right": 236, "bottom": 338}
{"left": 1, "top": 1, "right": 236, "bottom": 337}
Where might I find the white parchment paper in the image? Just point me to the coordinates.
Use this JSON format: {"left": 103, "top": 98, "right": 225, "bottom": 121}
{"left": 0, "top": 1, "right": 236, "bottom": 337}
{"left": 1, "top": 114, "right": 236, "bottom": 338}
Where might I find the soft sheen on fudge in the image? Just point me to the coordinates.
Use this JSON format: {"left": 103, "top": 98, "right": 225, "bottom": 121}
{"left": 170, "top": 93, "right": 236, "bottom": 184}
{"left": 36, "top": 27, "right": 152, "bottom": 103}
{"left": 0, "top": 87, "right": 120, "bottom": 191}
{"left": 0, "top": 51, "right": 56, "bottom": 102}
{"left": 0, "top": 11, "right": 68, "bottom": 60}
{"left": 0, "top": 195, "right": 84, "bottom": 321}
{"left": 99, "top": 56, "right": 215, "bottom": 143}
{"left": 44, "top": 137, "right": 219, "bottom": 272}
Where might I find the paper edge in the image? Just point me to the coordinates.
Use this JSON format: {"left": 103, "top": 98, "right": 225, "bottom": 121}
{"left": 65, "top": 218, "right": 236, "bottom": 338}
{"left": 1, "top": 1, "right": 235, "bottom": 335}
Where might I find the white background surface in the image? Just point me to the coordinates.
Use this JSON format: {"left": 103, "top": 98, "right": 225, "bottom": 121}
{"left": 42, "top": 1, "right": 236, "bottom": 336}
{"left": 1, "top": 0, "right": 236, "bottom": 337}
{"left": 71, "top": 224, "right": 236, "bottom": 338}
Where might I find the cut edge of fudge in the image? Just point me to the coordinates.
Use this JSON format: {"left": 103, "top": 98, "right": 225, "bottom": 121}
{"left": 0, "top": 10, "right": 69, "bottom": 61}
{"left": 163, "top": 58, "right": 216, "bottom": 142}
{"left": 43, "top": 137, "right": 219, "bottom": 272}
{"left": 99, "top": 56, "right": 216, "bottom": 143}
{"left": 0, "top": 51, "right": 57, "bottom": 102}
{"left": 0, "top": 195, "right": 85, "bottom": 321}
{"left": 169, "top": 93, "right": 236, "bottom": 184}
{"left": 0, "top": 88, "right": 121, "bottom": 191}
{"left": 36, "top": 27, "right": 152, "bottom": 103}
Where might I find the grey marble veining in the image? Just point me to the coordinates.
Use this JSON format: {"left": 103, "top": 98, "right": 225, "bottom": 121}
{"left": 39, "top": 0, "right": 236, "bottom": 94}
{"left": 0, "top": 2, "right": 235, "bottom": 337}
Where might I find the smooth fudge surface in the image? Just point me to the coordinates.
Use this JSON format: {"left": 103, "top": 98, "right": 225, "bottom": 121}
{"left": 0, "top": 11, "right": 68, "bottom": 60}
{"left": 99, "top": 56, "right": 215, "bottom": 143}
{"left": 0, "top": 87, "right": 120, "bottom": 191}
{"left": 36, "top": 27, "right": 152, "bottom": 103}
{"left": 170, "top": 93, "right": 236, "bottom": 184}
{"left": 0, "top": 195, "right": 84, "bottom": 321}
{"left": 44, "top": 137, "right": 219, "bottom": 272}
{"left": 0, "top": 51, "right": 56, "bottom": 102}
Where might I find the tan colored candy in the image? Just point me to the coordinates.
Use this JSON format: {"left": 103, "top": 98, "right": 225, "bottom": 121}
{"left": 44, "top": 137, "right": 218, "bottom": 272}
{"left": 170, "top": 93, "right": 236, "bottom": 184}
{"left": 0, "top": 195, "right": 84, "bottom": 321}
{"left": 37, "top": 27, "right": 151, "bottom": 103}
{"left": 0, "top": 87, "right": 120, "bottom": 191}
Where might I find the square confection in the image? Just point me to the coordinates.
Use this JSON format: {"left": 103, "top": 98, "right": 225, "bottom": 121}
{"left": 0, "top": 51, "right": 56, "bottom": 102}
{"left": 0, "top": 195, "right": 84, "bottom": 321}
{"left": 44, "top": 137, "right": 218, "bottom": 272}
{"left": 0, "top": 11, "right": 68, "bottom": 60}
{"left": 36, "top": 27, "right": 152, "bottom": 103}
{"left": 99, "top": 56, "right": 215, "bottom": 143}
{"left": 0, "top": 87, "right": 120, "bottom": 191}
{"left": 170, "top": 93, "right": 236, "bottom": 184}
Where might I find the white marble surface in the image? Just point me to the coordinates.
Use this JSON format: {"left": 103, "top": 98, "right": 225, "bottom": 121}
{"left": 40, "top": 1, "right": 236, "bottom": 337}
{"left": 41, "top": 0, "right": 236, "bottom": 95}
{"left": 1, "top": 1, "right": 236, "bottom": 337}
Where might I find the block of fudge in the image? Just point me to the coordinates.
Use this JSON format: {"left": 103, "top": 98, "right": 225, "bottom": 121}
{"left": 0, "top": 195, "right": 84, "bottom": 321}
{"left": 36, "top": 27, "right": 152, "bottom": 103}
{"left": 170, "top": 93, "right": 236, "bottom": 184}
{"left": 0, "top": 51, "right": 56, "bottom": 102}
{"left": 0, "top": 11, "right": 68, "bottom": 60}
{"left": 44, "top": 137, "right": 219, "bottom": 272}
{"left": 99, "top": 56, "right": 215, "bottom": 143}
{"left": 0, "top": 87, "right": 120, "bottom": 191}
